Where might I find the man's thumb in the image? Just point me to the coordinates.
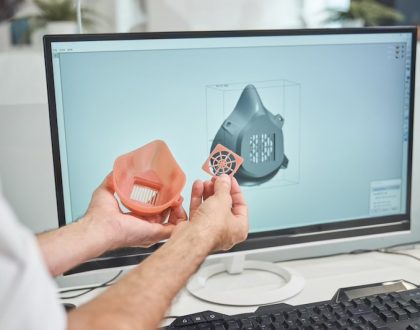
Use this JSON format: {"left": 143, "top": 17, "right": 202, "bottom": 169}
{"left": 214, "top": 174, "right": 232, "bottom": 196}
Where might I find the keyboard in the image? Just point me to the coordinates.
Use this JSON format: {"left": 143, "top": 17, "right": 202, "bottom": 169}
{"left": 166, "top": 285, "right": 420, "bottom": 329}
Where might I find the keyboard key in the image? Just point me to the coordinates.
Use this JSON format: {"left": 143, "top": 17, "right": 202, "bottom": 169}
{"left": 322, "top": 312, "right": 335, "bottom": 321}
{"left": 314, "top": 305, "right": 327, "bottom": 314}
{"left": 340, "top": 301, "right": 352, "bottom": 309}
{"left": 270, "top": 321, "right": 285, "bottom": 330}
{"left": 379, "top": 311, "right": 396, "bottom": 323}
{"left": 365, "top": 296, "right": 378, "bottom": 306}
{"left": 368, "top": 320, "right": 389, "bottom": 329}
{"left": 398, "top": 300, "right": 411, "bottom": 308}
{"left": 406, "top": 306, "right": 420, "bottom": 317}
{"left": 334, "top": 319, "right": 347, "bottom": 328}
{"left": 272, "top": 313, "right": 284, "bottom": 323}
{"left": 296, "top": 317, "right": 310, "bottom": 327}
{"left": 282, "top": 319, "right": 295, "bottom": 328}
{"left": 374, "top": 305, "right": 387, "bottom": 314}
{"left": 334, "top": 310, "right": 347, "bottom": 319}
{"left": 285, "top": 309, "right": 298, "bottom": 320}
{"left": 174, "top": 316, "right": 194, "bottom": 326}
{"left": 239, "top": 318, "right": 252, "bottom": 328}
{"left": 378, "top": 294, "right": 391, "bottom": 303}
{"left": 349, "top": 316, "right": 362, "bottom": 325}
{"left": 389, "top": 292, "right": 400, "bottom": 300}
{"left": 189, "top": 313, "right": 206, "bottom": 323}
{"left": 297, "top": 310, "right": 310, "bottom": 319}
{"left": 347, "top": 306, "right": 371, "bottom": 316}
{"left": 327, "top": 303, "right": 341, "bottom": 312}
{"left": 309, "top": 315, "right": 322, "bottom": 324}
{"left": 308, "top": 324, "right": 324, "bottom": 330}
{"left": 392, "top": 308, "right": 409, "bottom": 320}
{"left": 257, "top": 314, "right": 272, "bottom": 325}
{"left": 361, "top": 312, "right": 384, "bottom": 325}
{"left": 385, "top": 302, "right": 399, "bottom": 310}
{"left": 203, "top": 312, "right": 223, "bottom": 322}
{"left": 323, "top": 321, "right": 336, "bottom": 329}
{"left": 352, "top": 298, "right": 364, "bottom": 306}
{"left": 212, "top": 321, "right": 226, "bottom": 330}
{"left": 407, "top": 324, "right": 420, "bottom": 330}
{"left": 371, "top": 325, "right": 391, "bottom": 330}
{"left": 225, "top": 320, "right": 240, "bottom": 329}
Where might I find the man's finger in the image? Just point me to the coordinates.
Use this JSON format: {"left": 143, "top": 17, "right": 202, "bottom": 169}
{"left": 231, "top": 177, "right": 247, "bottom": 218}
{"left": 102, "top": 172, "right": 114, "bottom": 192}
{"left": 128, "top": 211, "right": 167, "bottom": 223}
{"left": 139, "top": 223, "right": 175, "bottom": 246}
{"left": 214, "top": 174, "right": 232, "bottom": 197}
{"left": 168, "top": 205, "right": 187, "bottom": 225}
{"left": 203, "top": 180, "right": 214, "bottom": 200}
{"left": 152, "top": 223, "right": 175, "bottom": 241}
{"left": 189, "top": 180, "right": 204, "bottom": 219}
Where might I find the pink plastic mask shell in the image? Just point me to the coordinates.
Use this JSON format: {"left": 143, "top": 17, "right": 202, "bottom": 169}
{"left": 112, "top": 140, "right": 186, "bottom": 217}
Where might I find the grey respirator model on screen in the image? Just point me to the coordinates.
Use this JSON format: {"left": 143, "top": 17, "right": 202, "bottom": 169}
{"left": 211, "top": 84, "right": 288, "bottom": 186}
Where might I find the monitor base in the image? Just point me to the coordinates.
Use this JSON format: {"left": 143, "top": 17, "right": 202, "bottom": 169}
{"left": 186, "top": 255, "right": 305, "bottom": 306}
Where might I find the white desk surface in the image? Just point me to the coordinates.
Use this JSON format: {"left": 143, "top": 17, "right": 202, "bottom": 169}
{"left": 62, "top": 246, "right": 420, "bottom": 327}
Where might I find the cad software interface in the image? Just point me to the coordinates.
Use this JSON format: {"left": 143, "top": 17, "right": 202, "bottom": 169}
{"left": 50, "top": 32, "right": 413, "bottom": 233}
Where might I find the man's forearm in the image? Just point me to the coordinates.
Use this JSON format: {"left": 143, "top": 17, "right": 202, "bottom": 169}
{"left": 68, "top": 222, "right": 215, "bottom": 330}
{"left": 37, "top": 215, "right": 114, "bottom": 276}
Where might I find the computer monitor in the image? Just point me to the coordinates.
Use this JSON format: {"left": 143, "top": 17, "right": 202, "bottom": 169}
{"left": 44, "top": 27, "right": 418, "bottom": 305}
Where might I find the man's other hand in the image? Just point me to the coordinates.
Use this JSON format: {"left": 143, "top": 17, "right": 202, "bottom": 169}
{"left": 84, "top": 174, "right": 187, "bottom": 250}
{"left": 185, "top": 174, "right": 249, "bottom": 251}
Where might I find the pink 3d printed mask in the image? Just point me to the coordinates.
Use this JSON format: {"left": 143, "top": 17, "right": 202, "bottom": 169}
{"left": 111, "top": 140, "right": 186, "bottom": 217}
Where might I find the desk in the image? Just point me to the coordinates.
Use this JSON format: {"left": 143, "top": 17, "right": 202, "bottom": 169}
{"left": 61, "top": 246, "right": 420, "bottom": 327}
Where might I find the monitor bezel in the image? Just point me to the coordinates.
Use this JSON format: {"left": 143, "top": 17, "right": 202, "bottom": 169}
{"left": 43, "top": 27, "right": 416, "bottom": 275}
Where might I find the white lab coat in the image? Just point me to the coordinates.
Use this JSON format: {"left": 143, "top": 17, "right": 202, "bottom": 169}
{"left": 0, "top": 186, "right": 66, "bottom": 330}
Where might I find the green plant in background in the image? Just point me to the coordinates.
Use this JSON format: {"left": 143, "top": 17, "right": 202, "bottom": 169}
{"left": 327, "top": 0, "right": 404, "bottom": 26}
{"left": 31, "top": 0, "right": 97, "bottom": 29}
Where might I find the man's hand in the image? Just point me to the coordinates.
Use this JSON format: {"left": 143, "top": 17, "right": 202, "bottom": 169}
{"left": 177, "top": 174, "right": 248, "bottom": 251}
{"left": 85, "top": 174, "right": 187, "bottom": 250}
{"left": 37, "top": 174, "right": 187, "bottom": 276}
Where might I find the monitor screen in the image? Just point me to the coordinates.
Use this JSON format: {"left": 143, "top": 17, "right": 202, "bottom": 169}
{"left": 44, "top": 28, "right": 415, "bottom": 273}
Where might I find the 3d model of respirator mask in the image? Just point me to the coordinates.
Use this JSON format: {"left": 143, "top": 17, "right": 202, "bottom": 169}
{"left": 211, "top": 84, "right": 288, "bottom": 186}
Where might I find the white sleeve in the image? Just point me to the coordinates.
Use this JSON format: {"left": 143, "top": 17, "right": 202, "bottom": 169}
{"left": 0, "top": 196, "right": 66, "bottom": 330}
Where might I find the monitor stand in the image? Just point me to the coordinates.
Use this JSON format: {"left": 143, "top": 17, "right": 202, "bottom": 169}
{"left": 186, "top": 254, "right": 305, "bottom": 306}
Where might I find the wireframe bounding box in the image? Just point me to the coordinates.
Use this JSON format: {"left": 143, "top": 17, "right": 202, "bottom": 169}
{"left": 206, "top": 80, "right": 301, "bottom": 188}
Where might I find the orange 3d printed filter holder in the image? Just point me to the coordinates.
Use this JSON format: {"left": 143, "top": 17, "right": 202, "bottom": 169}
{"left": 202, "top": 144, "right": 244, "bottom": 177}
{"left": 112, "top": 140, "right": 186, "bottom": 217}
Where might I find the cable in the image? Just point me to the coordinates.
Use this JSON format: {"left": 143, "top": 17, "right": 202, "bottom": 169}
{"left": 271, "top": 241, "right": 420, "bottom": 267}
{"left": 349, "top": 249, "right": 376, "bottom": 255}
{"left": 60, "top": 270, "right": 123, "bottom": 300}
{"left": 60, "top": 270, "right": 122, "bottom": 299}
{"left": 76, "top": 0, "right": 83, "bottom": 34}
{"left": 377, "top": 249, "right": 420, "bottom": 263}
{"left": 348, "top": 241, "right": 420, "bottom": 263}
{"left": 349, "top": 247, "right": 420, "bottom": 262}
{"left": 378, "top": 241, "right": 420, "bottom": 251}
